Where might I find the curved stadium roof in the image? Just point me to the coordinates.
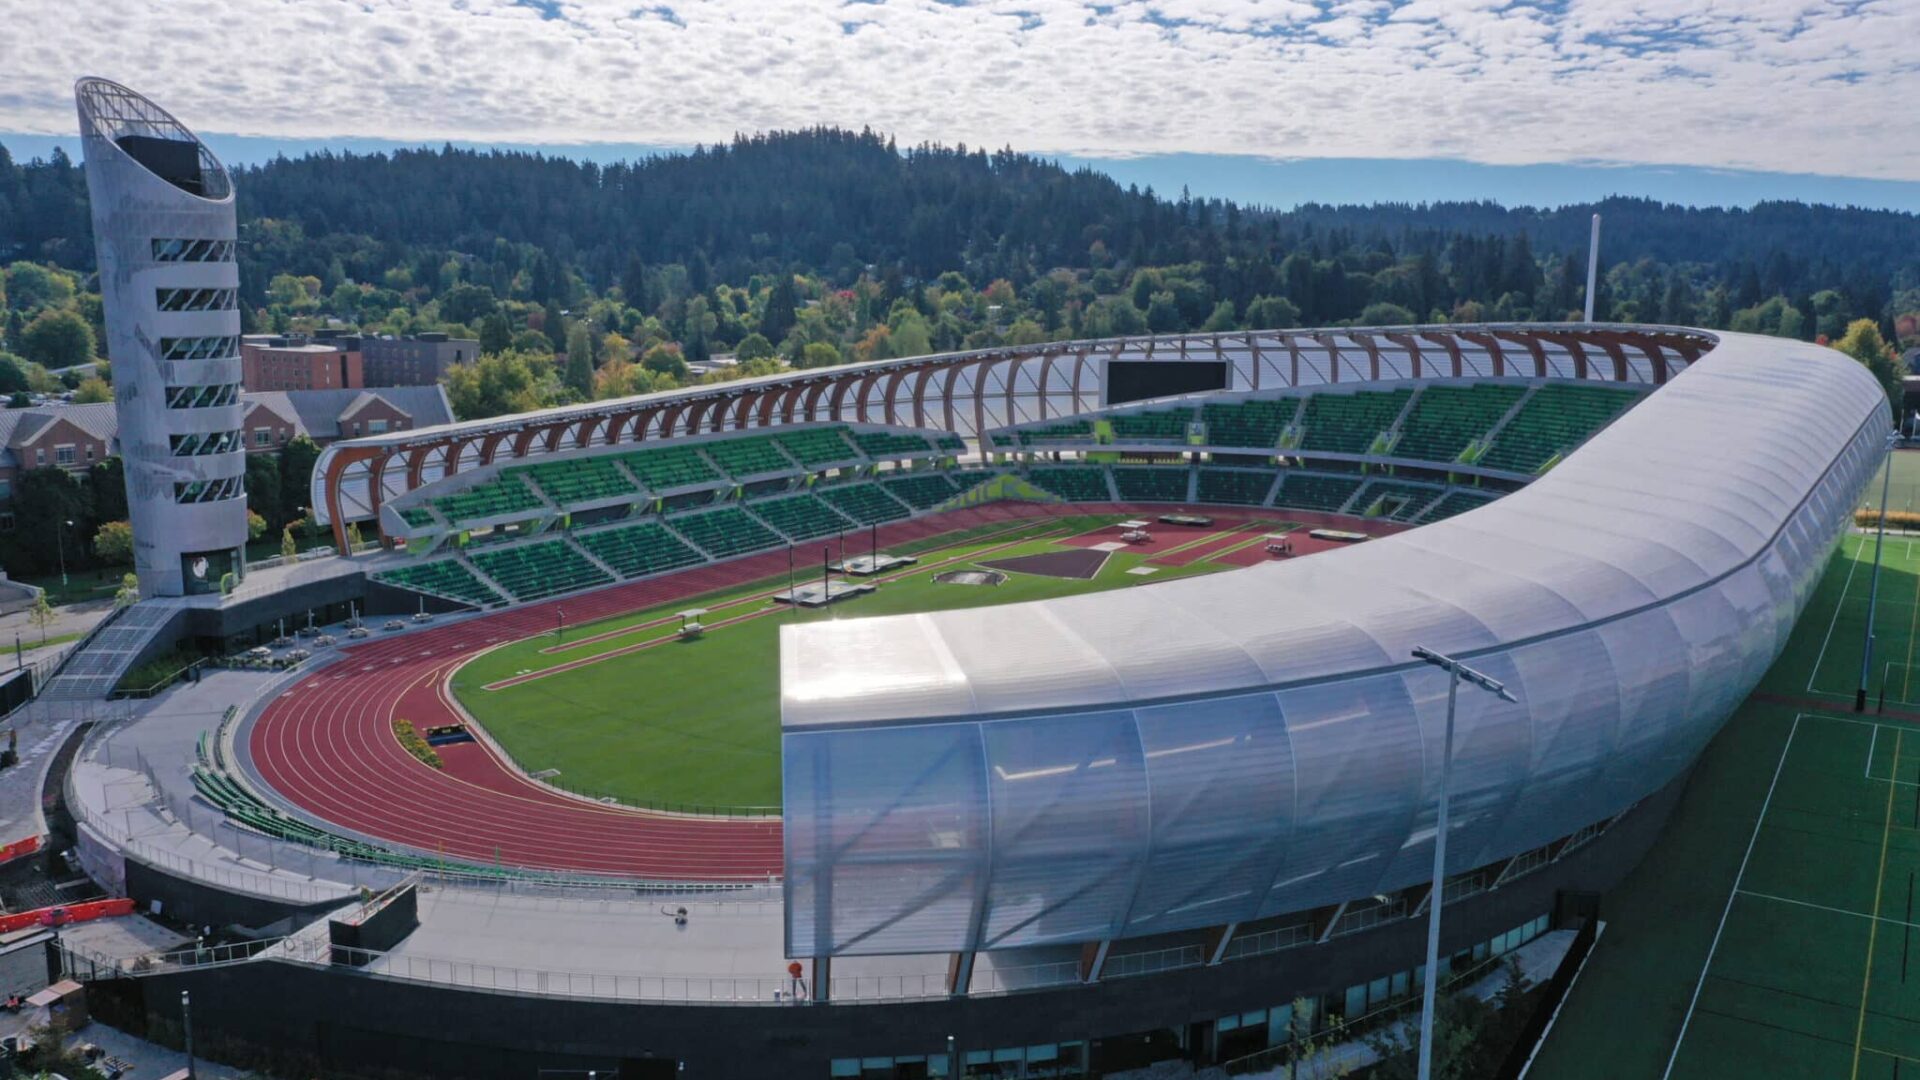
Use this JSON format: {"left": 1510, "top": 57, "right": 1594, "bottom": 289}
{"left": 779, "top": 330, "right": 1890, "bottom": 957}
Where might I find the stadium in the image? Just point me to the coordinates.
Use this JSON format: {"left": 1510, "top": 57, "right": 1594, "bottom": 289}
{"left": 29, "top": 81, "right": 1895, "bottom": 1080}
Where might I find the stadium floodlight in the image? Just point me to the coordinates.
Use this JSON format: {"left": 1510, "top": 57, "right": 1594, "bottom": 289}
{"left": 1858, "top": 432, "right": 1900, "bottom": 712}
{"left": 1409, "top": 645, "right": 1516, "bottom": 1080}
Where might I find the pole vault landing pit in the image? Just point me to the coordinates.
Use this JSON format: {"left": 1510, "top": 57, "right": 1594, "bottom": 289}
{"left": 979, "top": 548, "right": 1110, "bottom": 580}
{"left": 774, "top": 580, "right": 877, "bottom": 607}
{"left": 934, "top": 569, "right": 1007, "bottom": 586}
{"left": 832, "top": 553, "right": 917, "bottom": 577}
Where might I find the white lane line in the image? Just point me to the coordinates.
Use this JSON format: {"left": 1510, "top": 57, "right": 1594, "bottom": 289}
{"left": 1661, "top": 712, "right": 1802, "bottom": 1080}
{"left": 1868, "top": 724, "right": 1879, "bottom": 780}
{"left": 1809, "top": 535, "right": 1865, "bottom": 694}
{"left": 1736, "top": 889, "right": 1920, "bottom": 932}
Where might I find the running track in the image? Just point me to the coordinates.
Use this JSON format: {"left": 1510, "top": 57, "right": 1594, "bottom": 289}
{"left": 246, "top": 501, "right": 1401, "bottom": 879}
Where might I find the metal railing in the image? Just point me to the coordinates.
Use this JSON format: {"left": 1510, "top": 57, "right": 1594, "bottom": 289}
{"left": 1104, "top": 943, "right": 1204, "bottom": 981}
{"left": 970, "top": 959, "right": 1081, "bottom": 995}
{"left": 1222, "top": 920, "right": 1316, "bottom": 962}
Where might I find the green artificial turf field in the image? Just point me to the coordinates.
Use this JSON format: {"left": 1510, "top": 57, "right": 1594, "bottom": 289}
{"left": 1534, "top": 449, "right": 1920, "bottom": 1079}
{"left": 449, "top": 513, "right": 1294, "bottom": 809}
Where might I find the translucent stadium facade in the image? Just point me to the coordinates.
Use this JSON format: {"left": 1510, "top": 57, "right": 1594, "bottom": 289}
{"left": 780, "top": 331, "right": 1890, "bottom": 958}
{"left": 77, "top": 79, "right": 248, "bottom": 597}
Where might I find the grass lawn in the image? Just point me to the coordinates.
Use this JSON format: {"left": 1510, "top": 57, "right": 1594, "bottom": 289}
{"left": 449, "top": 513, "right": 1294, "bottom": 808}
{"left": 1534, "top": 448, "right": 1920, "bottom": 1078}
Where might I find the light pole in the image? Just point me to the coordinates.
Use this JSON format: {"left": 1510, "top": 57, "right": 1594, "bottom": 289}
{"left": 1410, "top": 645, "right": 1517, "bottom": 1080}
{"left": 1859, "top": 433, "right": 1899, "bottom": 712}
{"left": 182, "top": 988, "right": 195, "bottom": 1079}
{"left": 56, "top": 518, "right": 74, "bottom": 587}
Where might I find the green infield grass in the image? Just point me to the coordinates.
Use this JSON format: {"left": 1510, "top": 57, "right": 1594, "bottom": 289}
{"left": 449, "top": 513, "right": 1296, "bottom": 809}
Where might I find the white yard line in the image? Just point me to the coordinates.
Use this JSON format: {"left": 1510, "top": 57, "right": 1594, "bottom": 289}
{"left": 1809, "top": 536, "right": 1865, "bottom": 694}
{"left": 1661, "top": 712, "right": 1803, "bottom": 1080}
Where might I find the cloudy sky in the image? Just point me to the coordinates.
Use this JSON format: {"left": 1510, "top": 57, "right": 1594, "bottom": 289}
{"left": 5, "top": 0, "right": 1919, "bottom": 206}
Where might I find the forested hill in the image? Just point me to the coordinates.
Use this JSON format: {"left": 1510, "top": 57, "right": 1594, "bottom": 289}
{"left": 4, "top": 129, "right": 1918, "bottom": 306}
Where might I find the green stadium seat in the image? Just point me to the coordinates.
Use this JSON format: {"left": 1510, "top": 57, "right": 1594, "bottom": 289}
{"left": 373, "top": 559, "right": 502, "bottom": 607}
{"left": 1110, "top": 408, "right": 1194, "bottom": 443}
{"left": 936, "top": 434, "right": 966, "bottom": 452}
{"left": 1018, "top": 420, "right": 1095, "bottom": 446}
{"left": 1299, "top": 389, "right": 1414, "bottom": 455}
{"left": 1275, "top": 472, "right": 1366, "bottom": 513}
{"left": 398, "top": 505, "right": 438, "bottom": 529}
{"left": 702, "top": 435, "right": 793, "bottom": 478}
{"left": 667, "top": 507, "right": 784, "bottom": 558}
{"left": 749, "top": 493, "right": 854, "bottom": 540}
{"left": 1357, "top": 480, "right": 1446, "bottom": 522}
{"left": 1419, "top": 489, "right": 1500, "bottom": 522}
{"left": 816, "top": 483, "right": 912, "bottom": 525}
{"left": 1391, "top": 384, "right": 1528, "bottom": 464}
{"left": 1479, "top": 383, "right": 1644, "bottom": 473}
{"left": 619, "top": 445, "right": 721, "bottom": 491}
{"left": 574, "top": 521, "right": 705, "bottom": 578}
{"left": 1028, "top": 466, "right": 1110, "bottom": 501}
{"left": 881, "top": 472, "right": 960, "bottom": 510}
{"left": 507, "top": 456, "right": 638, "bottom": 507}
{"left": 1198, "top": 468, "right": 1276, "bottom": 505}
{"left": 468, "top": 539, "right": 614, "bottom": 602}
{"left": 432, "top": 475, "right": 546, "bottom": 526}
{"left": 852, "top": 430, "right": 936, "bottom": 459}
{"left": 1201, "top": 399, "right": 1296, "bottom": 449}
{"left": 778, "top": 427, "right": 862, "bottom": 467}
{"left": 1112, "top": 467, "right": 1190, "bottom": 502}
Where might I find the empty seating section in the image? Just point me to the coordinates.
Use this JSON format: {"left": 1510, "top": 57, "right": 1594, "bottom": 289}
{"left": 509, "top": 457, "right": 636, "bottom": 507}
{"left": 432, "top": 476, "right": 544, "bottom": 525}
{"left": 1359, "top": 481, "right": 1444, "bottom": 521}
{"left": 1028, "top": 467, "right": 1111, "bottom": 502}
{"left": 668, "top": 507, "right": 782, "bottom": 558}
{"left": 948, "top": 470, "right": 995, "bottom": 495}
{"left": 1479, "top": 383, "right": 1643, "bottom": 473}
{"left": 779, "top": 427, "right": 860, "bottom": 466}
{"left": 882, "top": 473, "right": 960, "bottom": 510}
{"left": 373, "top": 560, "right": 500, "bottom": 606}
{"left": 1110, "top": 408, "right": 1194, "bottom": 442}
{"left": 620, "top": 446, "right": 719, "bottom": 491}
{"left": 1276, "top": 472, "right": 1366, "bottom": 513}
{"left": 1112, "top": 467, "right": 1190, "bottom": 502}
{"left": 1392, "top": 384, "right": 1527, "bottom": 464}
{"left": 575, "top": 522, "right": 704, "bottom": 578}
{"left": 1299, "top": 389, "right": 1413, "bottom": 455}
{"left": 398, "top": 505, "right": 436, "bottom": 529}
{"left": 702, "top": 435, "right": 792, "bottom": 478}
{"left": 1198, "top": 469, "right": 1276, "bottom": 505}
{"left": 852, "top": 430, "right": 934, "bottom": 459}
{"left": 936, "top": 434, "right": 966, "bottom": 452}
{"left": 1420, "top": 489, "right": 1499, "bottom": 522}
{"left": 750, "top": 494, "right": 852, "bottom": 540}
{"left": 817, "top": 483, "right": 911, "bottom": 525}
{"left": 468, "top": 540, "right": 613, "bottom": 602}
{"left": 1019, "top": 420, "right": 1094, "bottom": 446}
{"left": 1202, "top": 399, "right": 1295, "bottom": 449}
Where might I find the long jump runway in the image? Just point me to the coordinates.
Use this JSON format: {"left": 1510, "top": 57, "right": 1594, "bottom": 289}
{"left": 245, "top": 500, "right": 1223, "bottom": 879}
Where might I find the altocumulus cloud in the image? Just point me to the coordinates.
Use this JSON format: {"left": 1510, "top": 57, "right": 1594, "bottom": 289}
{"left": 3, "top": 0, "right": 1917, "bottom": 179}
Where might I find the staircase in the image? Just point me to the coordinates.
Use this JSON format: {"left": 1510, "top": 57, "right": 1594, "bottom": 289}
{"left": 37, "top": 601, "right": 184, "bottom": 701}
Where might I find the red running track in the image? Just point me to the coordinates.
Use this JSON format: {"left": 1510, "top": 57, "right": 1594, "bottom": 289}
{"left": 246, "top": 501, "right": 1395, "bottom": 879}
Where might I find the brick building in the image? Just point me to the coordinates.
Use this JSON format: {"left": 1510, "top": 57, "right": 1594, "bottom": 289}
{"left": 0, "top": 402, "right": 117, "bottom": 530}
{"left": 240, "top": 337, "right": 364, "bottom": 392}
{"left": 355, "top": 333, "right": 479, "bottom": 387}
{"left": 0, "top": 388, "right": 451, "bottom": 530}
